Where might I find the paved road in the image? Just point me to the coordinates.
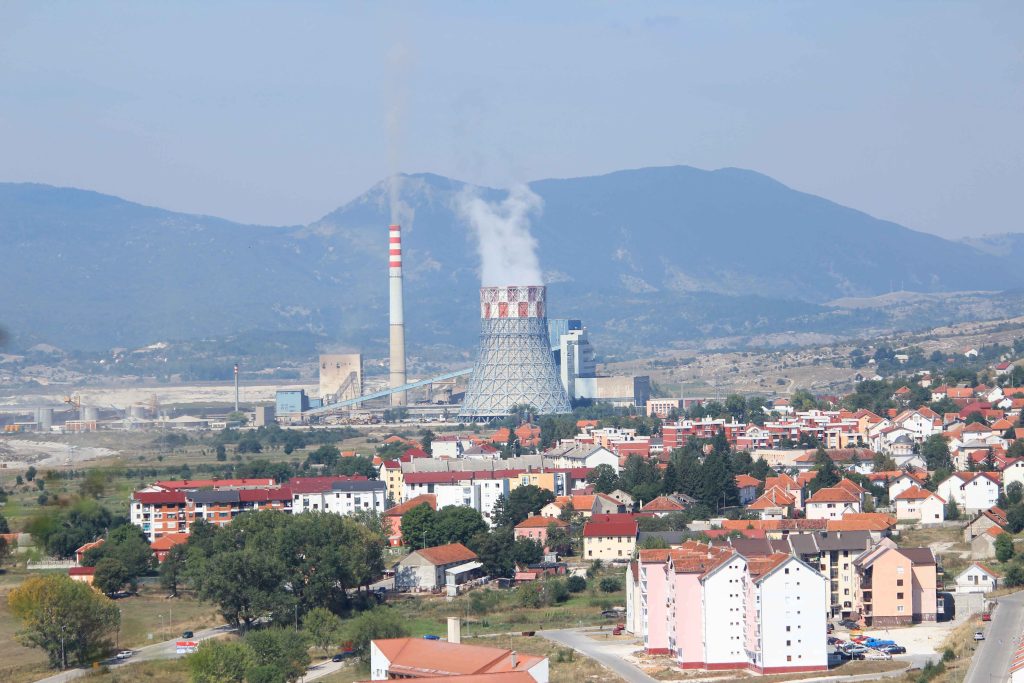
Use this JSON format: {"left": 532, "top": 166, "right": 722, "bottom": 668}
{"left": 965, "top": 591, "right": 1024, "bottom": 683}
{"left": 32, "top": 624, "right": 236, "bottom": 683}
{"left": 298, "top": 657, "right": 349, "bottom": 682}
{"left": 538, "top": 628, "right": 659, "bottom": 683}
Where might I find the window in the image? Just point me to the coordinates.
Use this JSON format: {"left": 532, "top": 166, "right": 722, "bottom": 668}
{"left": 897, "top": 605, "right": 904, "bottom": 613}
{"left": 897, "top": 592, "right": 904, "bottom": 599}
{"left": 786, "top": 626, "right": 791, "bottom": 632}
{"left": 897, "top": 579, "right": 903, "bottom": 586}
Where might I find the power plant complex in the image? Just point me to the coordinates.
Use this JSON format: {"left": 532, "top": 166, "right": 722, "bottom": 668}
{"left": 271, "top": 222, "right": 648, "bottom": 424}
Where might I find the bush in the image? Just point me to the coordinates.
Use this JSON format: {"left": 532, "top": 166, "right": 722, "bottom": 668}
{"left": 942, "top": 647, "right": 955, "bottom": 662}
{"left": 566, "top": 575, "right": 587, "bottom": 593}
{"left": 516, "top": 582, "right": 544, "bottom": 608}
{"left": 547, "top": 579, "right": 570, "bottom": 604}
{"left": 587, "top": 560, "right": 603, "bottom": 580}
{"left": 599, "top": 576, "right": 622, "bottom": 593}
{"left": 1005, "top": 561, "right": 1024, "bottom": 588}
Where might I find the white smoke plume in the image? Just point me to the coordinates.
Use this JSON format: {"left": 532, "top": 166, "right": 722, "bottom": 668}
{"left": 457, "top": 185, "right": 544, "bottom": 287}
{"left": 385, "top": 40, "right": 410, "bottom": 226}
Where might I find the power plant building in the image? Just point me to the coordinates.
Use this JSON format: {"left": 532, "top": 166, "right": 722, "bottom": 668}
{"left": 460, "top": 286, "right": 572, "bottom": 421}
{"left": 319, "top": 353, "right": 363, "bottom": 404}
{"left": 550, "top": 323, "right": 651, "bottom": 408}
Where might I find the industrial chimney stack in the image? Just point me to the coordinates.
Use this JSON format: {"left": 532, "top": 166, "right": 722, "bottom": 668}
{"left": 388, "top": 224, "right": 407, "bottom": 406}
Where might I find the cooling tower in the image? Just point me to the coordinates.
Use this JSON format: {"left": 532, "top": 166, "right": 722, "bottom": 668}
{"left": 460, "top": 285, "right": 572, "bottom": 421}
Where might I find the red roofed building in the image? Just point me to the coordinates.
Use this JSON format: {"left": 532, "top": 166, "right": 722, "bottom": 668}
{"left": 514, "top": 515, "right": 568, "bottom": 551}
{"left": 150, "top": 532, "right": 190, "bottom": 562}
{"left": 583, "top": 519, "right": 638, "bottom": 560}
{"left": 893, "top": 486, "right": 946, "bottom": 523}
{"left": 804, "top": 487, "right": 861, "bottom": 520}
{"left": 383, "top": 494, "right": 437, "bottom": 547}
{"left": 370, "top": 636, "right": 547, "bottom": 681}
{"left": 68, "top": 566, "right": 95, "bottom": 585}
{"left": 74, "top": 538, "right": 105, "bottom": 565}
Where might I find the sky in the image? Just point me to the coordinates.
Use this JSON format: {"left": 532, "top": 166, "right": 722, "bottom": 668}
{"left": 0, "top": 1, "right": 1021, "bottom": 238}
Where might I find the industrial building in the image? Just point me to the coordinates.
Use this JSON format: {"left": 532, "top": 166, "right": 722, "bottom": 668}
{"left": 319, "top": 353, "right": 362, "bottom": 404}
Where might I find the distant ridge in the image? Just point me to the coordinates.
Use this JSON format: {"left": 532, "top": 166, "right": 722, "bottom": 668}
{"left": 2, "top": 167, "right": 1022, "bottom": 351}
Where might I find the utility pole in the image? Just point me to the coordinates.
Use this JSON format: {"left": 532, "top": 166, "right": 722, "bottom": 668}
{"left": 234, "top": 364, "right": 240, "bottom": 413}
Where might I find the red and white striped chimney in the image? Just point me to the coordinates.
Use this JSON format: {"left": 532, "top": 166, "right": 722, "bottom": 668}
{"left": 388, "top": 224, "right": 407, "bottom": 405}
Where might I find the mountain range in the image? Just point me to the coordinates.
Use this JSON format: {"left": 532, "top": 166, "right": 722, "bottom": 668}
{"left": 2, "top": 166, "right": 1022, "bottom": 354}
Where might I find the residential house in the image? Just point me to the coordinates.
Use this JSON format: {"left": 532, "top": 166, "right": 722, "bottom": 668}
{"left": 68, "top": 566, "right": 95, "bottom": 585}
{"left": 971, "top": 526, "right": 1005, "bottom": 560}
{"left": 608, "top": 489, "right": 636, "bottom": 509}
{"left": 747, "top": 487, "right": 797, "bottom": 520}
{"left": 382, "top": 494, "right": 437, "bottom": 547}
{"left": 1003, "top": 460, "right": 1024, "bottom": 490}
{"left": 887, "top": 471, "right": 929, "bottom": 501}
{"left": 540, "top": 493, "right": 621, "bottom": 519}
{"left": 394, "top": 543, "right": 480, "bottom": 592}
{"left": 955, "top": 563, "right": 1000, "bottom": 594}
{"left": 74, "top": 538, "right": 105, "bottom": 565}
{"left": 641, "top": 495, "right": 695, "bottom": 517}
{"left": 291, "top": 478, "right": 387, "bottom": 516}
{"left": 804, "top": 487, "right": 862, "bottom": 520}
{"left": 893, "top": 486, "right": 946, "bottom": 524}
{"left": 735, "top": 474, "right": 761, "bottom": 505}
{"left": 150, "top": 532, "right": 189, "bottom": 562}
{"left": 963, "top": 506, "right": 1009, "bottom": 542}
{"left": 370, "top": 630, "right": 548, "bottom": 682}
{"left": 854, "top": 541, "right": 937, "bottom": 626}
{"left": 937, "top": 472, "right": 1001, "bottom": 515}
{"left": 514, "top": 516, "right": 568, "bottom": 551}
{"left": 583, "top": 518, "right": 638, "bottom": 560}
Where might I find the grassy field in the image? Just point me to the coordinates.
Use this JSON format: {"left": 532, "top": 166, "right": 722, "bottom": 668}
{"left": 82, "top": 658, "right": 191, "bottom": 682}
{"left": 0, "top": 578, "right": 221, "bottom": 683}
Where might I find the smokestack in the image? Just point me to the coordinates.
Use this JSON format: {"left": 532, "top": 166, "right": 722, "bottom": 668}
{"left": 389, "top": 224, "right": 407, "bottom": 406}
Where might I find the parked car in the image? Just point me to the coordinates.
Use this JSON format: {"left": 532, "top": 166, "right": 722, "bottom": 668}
{"left": 612, "top": 626, "right": 623, "bottom": 635}
{"left": 982, "top": 612, "right": 991, "bottom": 622}
{"left": 844, "top": 645, "right": 868, "bottom": 655}
{"left": 331, "top": 652, "right": 353, "bottom": 662}
{"left": 116, "top": 650, "right": 133, "bottom": 660}
{"left": 423, "top": 634, "right": 441, "bottom": 641}
{"left": 839, "top": 619, "right": 859, "bottom": 629}
{"left": 601, "top": 610, "right": 624, "bottom": 618}
{"left": 863, "top": 650, "right": 892, "bottom": 660}
{"left": 880, "top": 645, "right": 907, "bottom": 655}
{"left": 826, "top": 622, "right": 834, "bottom": 633}
{"left": 974, "top": 631, "right": 985, "bottom": 641}
{"left": 181, "top": 631, "right": 194, "bottom": 639}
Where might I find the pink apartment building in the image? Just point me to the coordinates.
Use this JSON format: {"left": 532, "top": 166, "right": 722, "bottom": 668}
{"left": 635, "top": 541, "right": 827, "bottom": 674}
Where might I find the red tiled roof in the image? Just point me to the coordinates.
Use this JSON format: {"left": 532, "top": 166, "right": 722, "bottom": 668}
{"left": 415, "top": 543, "right": 478, "bottom": 566}
{"left": 894, "top": 485, "right": 943, "bottom": 502}
{"left": 583, "top": 520, "right": 638, "bottom": 538}
{"left": 735, "top": 474, "right": 761, "bottom": 488}
{"left": 515, "top": 516, "right": 568, "bottom": 529}
{"left": 69, "top": 566, "right": 95, "bottom": 576}
{"left": 806, "top": 487, "right": 859, "bottom": 504}
{"left": 154, "top": 478, "right": 275, "bottom": 490}
{"left": 641, "top": 496, "right": 686, "bottom": 512}
{"left": 150, "top": 532, "right": 190, "bottom": 551}
{"left": 238, "top": 487, "right": 291, "bottom": 502}
{"left": 133, "top": 491, "right": 187, "bottom": 505}
{"left": 372, "top": 638, "right": 542, "bottom": 679}
{"left": 384, "top": 494, "right": 437, "bottom": 517}
{"left": 287, "top": 475, "right": 368, "bottom": 493}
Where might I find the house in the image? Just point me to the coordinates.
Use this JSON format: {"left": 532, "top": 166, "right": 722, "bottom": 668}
{"left": 370, "top": 628, "right": 548, "bottom": 681}
{"left": 640, "top": 495, "right": 694, "bottom": 517}
{"left": 971, "top": 526, "right": 1005, "bottom": 560}
{"left": 150, "top": 532, "right": 190, "bottom": 562}
{"left": 854, "top": 542, "right": 937, "bottom": 626}
{"left": 735, "top": 474, "right": 760, "bottom": 505}
{"left": 382, "top": 494, "right": 437, "bottom": 547}
{"left": 893, "top": 486, "right": 946, "bottom": 524}
{"left": 746, "top": 487, "right": 796, "bottom": 520}
{"left": 963, "top": 506, "right": 1009, "bottom": 542}
{"left": 887, "top": 471, "right": 929, "bottom": 501}
{"left": 804, "top": 487, "right": 861, "bottom": 520}
{"left": 1003, "top": 460, "right": 1024, "bottom": 490}
{"left": 937, "top": 472, "right": 1001, "bottom": 514}
{"left": 608, "top": 489, "right": 636, "bottom": 509}
{"left": 74, "top": 538, "right": 105, "bottom": 565}
{"left": 583, "top": 518, "right": 638, "bottom": 560}
{"left": 394, "top": 543, "right": 480, "bottom": 591}
{"left": 636, "top": 541, "right": 827, "bottom": 673}
{"left": 514, "top": 516, "right": 568, "bottom": 551}
{"left": 956, "top": 563, "right": 1000, "bottom": 594}
{"left": 540, "top": 493, "right": 621, "bottom": 519}
{"left": 291, "top": 477, "right": 388, "bottom": 515}
{"left": 68, "top": 566, "right": 95, "bottom": 585}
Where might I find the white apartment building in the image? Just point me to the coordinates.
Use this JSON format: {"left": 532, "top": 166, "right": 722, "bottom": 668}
{"left": 291, "top": 479, "right": 387, "bottom": 515}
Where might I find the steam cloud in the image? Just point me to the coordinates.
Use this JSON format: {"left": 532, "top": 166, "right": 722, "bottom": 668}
{"left": 386, "top": 41, "right": 411, "bottom": 226}
{"left": 457, "top": 185, "right": 544, "bottom": 287}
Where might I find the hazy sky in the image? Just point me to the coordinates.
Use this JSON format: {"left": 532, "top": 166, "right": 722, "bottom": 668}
{"left": 0, "top": 1, "right": 1021, "bottom": 237}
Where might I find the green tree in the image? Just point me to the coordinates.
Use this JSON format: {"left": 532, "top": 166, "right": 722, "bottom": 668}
{"left": 808, "top": 447, "right": 841, "bottom": 493}
{"left": 303, "top": 607, "right": 343, "bottom": 654}
{"left": 1005, "top": 562, "right": 1024, "bottom": 588}
{"left": 399, "top": 503, "right": 437, "bottom": 550}
{"left": 0, "top": 512, "right": 9, "bottom": 533}
{"left": 245, "top": 628, "right": 310, "bottom": 683}
{"left": 567, "top": 575, "right": 587, "bottom": 593}
{"left": 215, "top": 444, "right": 227, "bottom": 461}
{"left": 188, "top": 639, "right": 252, "bottom": 683}
{"left": 237, "top": 437, "right": 263, "bottom": 454}
{"left": 306, "top": 445, "right": 340, "bottom": 467}
{"left": 79, "top": 470, "right": 107, "bottom": 499}
{"left": 492, "top": 486, "right": 555, "bottom": 528}
{"left": 944, "top": 498, "right": 961, "bottom": 521}
{"left": 8, "top": 574, "right": 120, "bottom": 669}
{"left": 26, "top": 466, "right": 37, "bottom": 481}
{"left": 93, "top": 557, "right": 130, "bottom": 595}
{"left": 1009, "top": 505, "right": 1024, "bottom": 534}
{"left": 1007, "top": 482, "right": 1024, "bottom": 507}
{"left": 346, "top": 607, "right": 410, "bottom": 662}
{"left": 421, "top": 430, "right": 435, "bottom": 456}
{"left": 995, "top": 533, "right": 1015, "bottom": 563}
{"left": 600, "top": 576, "right": 622, "bottom": 593}
{"left": 586, "top": 464, "right": 618, "bottom": 494}
{"left": 159, "top": 543, "right": 188, "bottom": 597}
{"left": 921, "top": 434, "right": 952, "bottom": 471}
{"left": 433, "top": 506, "right": 488, "bottom": 546}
